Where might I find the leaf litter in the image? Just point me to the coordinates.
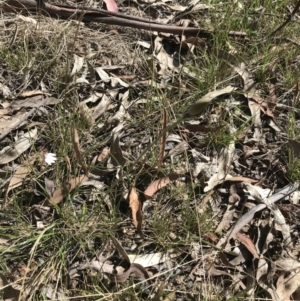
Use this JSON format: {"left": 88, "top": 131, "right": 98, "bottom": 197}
{"left": 1, "top": 0, "right": 300, "bottom": 300}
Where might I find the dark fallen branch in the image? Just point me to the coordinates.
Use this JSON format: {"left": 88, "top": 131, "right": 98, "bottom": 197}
{"left": 2, "top": 0, "right": 247, "bottom": 38}
{"left": 268, "top": 0, "right": 300, "bottom": 38}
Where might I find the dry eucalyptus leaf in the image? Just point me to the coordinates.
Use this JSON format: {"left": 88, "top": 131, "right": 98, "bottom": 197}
{"left": 0, "top": 83, "right": 12, "bottom": 98}
{"left": 92, "top": 94, "right": 111, "bottom": 119}
{"left": 185, "top": 86, "right": 236, "bottom": 119}
{"left": 234, "top": 232, "right": 260, "bottom": 259}
{"left": 83, "top": 93, "right": 101, "bottom": 104}
{"left": 215, "top": 186, "right": 239, "bottom": 233}
{"left": 154, "top": 36, "right": 179, "bottom": 75}
{"left": 44, "top": 177, "right": 55, "bottom": 196}
{"left": 167, "top": 141, "right": 189, "bottom": 158}
{"left": 163, "top": 292, "right": 176, "bottom": 301}
{"left": 11, "top": 96, "right": 60, "bottom": 109}
{"left": 129, "top": 187, "right": 143, "bottom": 236}
{"left": 79, "top": 179, "right": 106, "bottom": 190}
{"left": 203, "top": 135, "right": 235, "bottom": 192}
{"left": 111, "top": 77, "right": 122, "bottom": 88}
{"left": 275, "top": 258, "right": 300, "bottom": 271}
{"left": 111, "top": 236, "right": 131, "bottom": 263}
{"left": 204, "top": 171, "right": 232, "bottom": 192}
{"left": 6, "top": 164, "right": 29, "bottom": 194}
{"left": 233, "top": 62, "right": 256, "bottom": 91}
{"left": 19, "top": 90, "right": 45, "bottom": 97}
{"left": 261, "top": 197, "right": 292, "bottom": 247}
{"left": 0, "top": 111, "right": 27, "bottom": 137}
{"left": 97, "top": 147, "right": 110, "bottom": 163}
{"left": 128, "top": 249, "right": 182, "bottom": 267}
{"left": 70, "top": 54, "right": 84, "bottom": 76}
{"left": 0, "top": 108, "right": 10, "bottom": 117}
{"left": 50, "top": 176, "right": 89, "bottom": 204}
{"left": 144, "top": 174, "right": 181, "bottom": 199}
{"left": 242, "top": 182, "right": 264, "bottom": 201}
{"left": 0, "top": 128, "right": 38, "bottom": 164}
{"left": 228, "top": 183, "right": 299, "bottom": 240}
{"left": 79, "top": 260, "right": 115, "bottom": 274}
{"left": 95, "top": 67, "right": 110, "bottom": 81}
{"left": 248, "top": 97, "right": 262, "bottom": 142}
{"left": 276, "top": 271, "right": 300, "bottom": 300}
{"left": 110, "top": 132, "right": 126, "bottom": 167}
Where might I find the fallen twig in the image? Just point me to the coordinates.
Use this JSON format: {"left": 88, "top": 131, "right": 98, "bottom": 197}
{"left": 268, "top": 0, "right": 300, "bottom": 37}
{"left": 2, "top": 0, "right": 247, "bottom": 37}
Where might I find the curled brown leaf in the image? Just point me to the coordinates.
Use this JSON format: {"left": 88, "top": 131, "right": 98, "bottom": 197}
{"left": 129, "top": 188, "right": 143, "bottom": 237}
{"left": 50, "top": 176, "right": 88, "bottom": 204}
{"left": 144, "top": 174, "right": 181, "bottom": 199}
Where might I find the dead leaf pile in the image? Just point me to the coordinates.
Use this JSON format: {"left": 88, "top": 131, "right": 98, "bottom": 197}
{"left": 1, "top": 0, "right": 300, "bottom": 300}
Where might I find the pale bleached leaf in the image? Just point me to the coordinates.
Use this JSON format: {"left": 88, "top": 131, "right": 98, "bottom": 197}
{"left": 261, "top": 197, "right": 292, "bottom": 247}
{"left": 97, "top": 147, "right": 110, "bottom": 163}
{"left": 228, "top": 183, "right": 299, "bottom": 239}
{"left": 0, "top": 128, "right": 38, "bottom": 164}
{"left": 95, "top": 67, "right": 110, "bottom": 81}
{"left": 0, "top": 83, "right": 12, "bottom": 98}
{"left": 215, "top": 185, "right": 239, "bottom": 233}
{"left": 70, "top": 54, "right": 84, "bottom": 76}
{"left": 233, "top": 62, "right": 256, "bottom": 91}
{"left": 80, "top": 179, "right": 106, "bottom": 190}
{"left": 0, "top": 111, "right": 27, "bottom": 137}
{"left": 275, "top": 258, "right": 300, "bottom": 271}
{"left": 16, "top": 14, "right": 37, "bottom": 24}
{"left": 11, "top": 96, "right": 60, "bottom": 109}
{"left": 128, "top": 249, "right": 182, "bottom": 267}
{"left": 204, "top": 136, "right": 235, "bottom": 192}
{"left": 19, "top": 90, "right": 44, "bottom": 97}
{"left": 92, "top": 94, "right": 111, "bottom": 119}
{"left": 6, "top": 164, "right": 29, "bottom": 194}
{"left": 44, "top": 177, "right": 55, "bottom": 196}
{"left": 276, "top": 271, "right": 300, "bottom": 300}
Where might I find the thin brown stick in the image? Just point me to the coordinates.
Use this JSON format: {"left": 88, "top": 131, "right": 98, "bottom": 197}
{"left": 269, "top": 0, "right": 300, "bottom": 37}
{"left": 73, "top": 128, "right": 89, "bottom": 175}
{"left": 157, "top": 108, "right": 167, "bottom": 170}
